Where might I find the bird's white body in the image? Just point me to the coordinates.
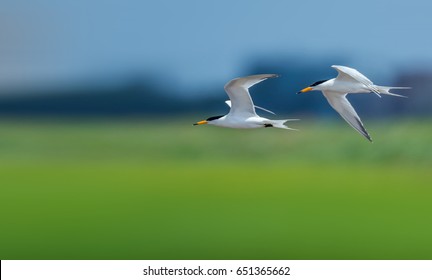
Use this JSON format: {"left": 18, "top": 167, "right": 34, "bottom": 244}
{"left": 208, "top": 115, "right": 277, "bottom": 129}
{"left": 195, "top": 74, "right": 297, "bottom": 130}
{"left": 317, "top": 78, "right": 371, "bottom": 94}
{"left": 299, "top": 65, "right": 410, "bottom": 141}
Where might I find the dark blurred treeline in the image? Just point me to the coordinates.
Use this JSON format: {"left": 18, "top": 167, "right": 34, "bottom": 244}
{"left": 0, "top": 57, "right": 430, "bottom": 119}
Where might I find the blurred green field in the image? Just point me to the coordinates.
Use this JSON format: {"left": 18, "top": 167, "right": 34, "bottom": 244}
{"left": 0, "top": 119, "right": 431, "bottom": 259}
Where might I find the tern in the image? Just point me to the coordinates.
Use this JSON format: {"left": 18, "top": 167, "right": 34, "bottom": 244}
{"left": 297, "top": 65, "right": 410, "bottom": 141}
{"left": 194, "top": 74, "right": 297, "bottom": 129}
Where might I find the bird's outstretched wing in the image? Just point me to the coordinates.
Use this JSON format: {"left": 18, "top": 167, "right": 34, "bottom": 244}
{"left": 323, "top": 90, "right": 372, "bottom": 142}
{"left": 331, "top": 65, "right": 381, "bottom": 97}
{"left": 224, "top": 74, "right": 278, "bottom": 118}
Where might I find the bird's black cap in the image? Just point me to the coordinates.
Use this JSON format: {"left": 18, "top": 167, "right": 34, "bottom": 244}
{"left": 206, "top": 115, "right": 224, "bottom": 121}
{"left": 309, "top": 79, "right": 329, "bottom": 87}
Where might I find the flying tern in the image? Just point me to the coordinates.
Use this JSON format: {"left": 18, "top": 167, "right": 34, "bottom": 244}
{"left": 297, "top": 65, "right": 410, "bottom": 141}
{"left": 194, "top": 74, "right": 297, "bottom": 129}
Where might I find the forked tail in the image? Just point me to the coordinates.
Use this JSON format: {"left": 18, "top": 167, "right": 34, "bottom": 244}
{"left": 376, "top": 86, "right": 411, "bottom": 98}
{"left": 268, "top": 119, "right": 299, "bottom": 130}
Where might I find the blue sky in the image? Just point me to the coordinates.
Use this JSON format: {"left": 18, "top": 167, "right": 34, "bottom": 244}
{"left": 1, "top": 0, "right": 432, "bottom": 93}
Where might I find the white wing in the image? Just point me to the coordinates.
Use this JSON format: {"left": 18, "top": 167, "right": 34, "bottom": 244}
{"left": 323, "top": 91, "right": 372, "bottom": 142}
{"left": 332, "top": 65, "right": 381, "bottom": 96}
{"left": 225, "top": 100, "right": 276, "bottom": 115}
{"left": 224, "top": 74, "right": 278, "bottom": 118}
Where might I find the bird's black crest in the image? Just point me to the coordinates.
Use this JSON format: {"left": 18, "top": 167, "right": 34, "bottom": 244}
{"left": 206, "top": 115, "right": 224, "bottom": 121}
{"left": 310, "top": 79, "right": 329, "bottom": 87}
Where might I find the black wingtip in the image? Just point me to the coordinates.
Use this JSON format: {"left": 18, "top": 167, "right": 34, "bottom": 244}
{"left": 364, "top": 131, "right": 373, "bottom": 142}
{"left": 353, "top": 117, "right": 373, "bottom": 142}
{"left": 267, "top": 74, "right": 280, "bottom": 79}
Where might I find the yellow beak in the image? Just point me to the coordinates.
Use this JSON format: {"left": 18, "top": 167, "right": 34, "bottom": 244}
{"left": 297, "top": 87, "right": 313, "bottom": 94}
{"left": 193, "top": 120, "right": 208, "bottom": 126}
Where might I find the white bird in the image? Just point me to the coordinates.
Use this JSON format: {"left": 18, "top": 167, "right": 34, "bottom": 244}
{"left": 297, "top": 65, "right": 410, "bottom": 141}
{"left": 194, "top": 74, "right": 297, "bottom": 129}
